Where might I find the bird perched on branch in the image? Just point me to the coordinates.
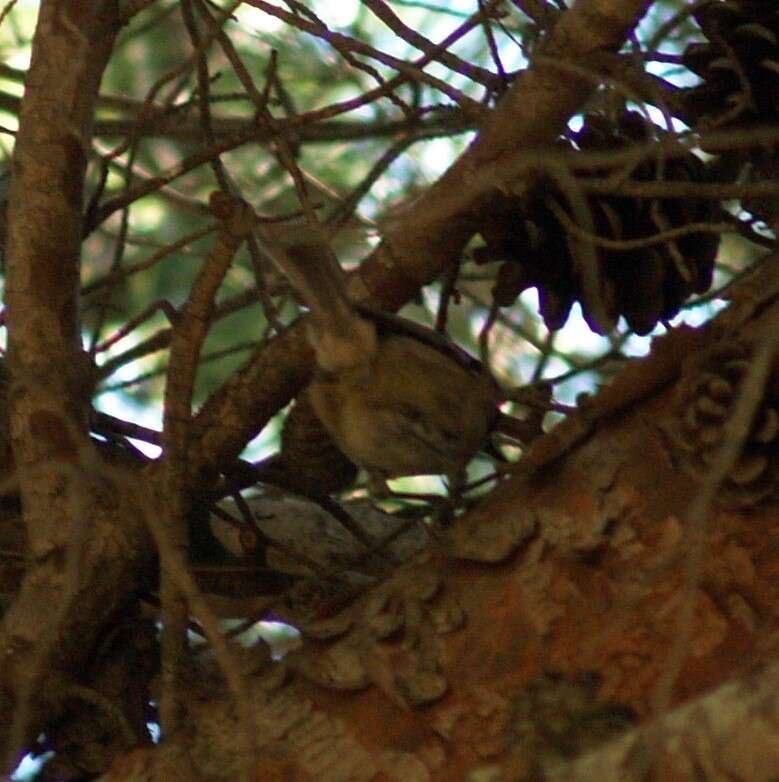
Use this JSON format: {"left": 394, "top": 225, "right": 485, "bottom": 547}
{"left": 261, "top": 224, "right": 505, "bottom": 496}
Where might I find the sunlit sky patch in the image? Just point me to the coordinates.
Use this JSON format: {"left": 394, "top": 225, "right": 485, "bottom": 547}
{"left": 310, "top": 0, "right": 360, "bottom": 29}
{"left": 94, "top": 330, "right": 165, "bottom": 458}
{"left": 12, "top": 753, "right": 48, "bottom": 782}
{"left": 233, "top": 4, "right": 284, "bottom": 35}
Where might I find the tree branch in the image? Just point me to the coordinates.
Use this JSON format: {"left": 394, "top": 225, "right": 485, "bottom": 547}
{"left": 0, "top": 0, "right": 156, "bottom": 770}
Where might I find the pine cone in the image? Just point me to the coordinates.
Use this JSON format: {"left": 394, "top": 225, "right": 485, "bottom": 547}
{"left": 682, "top": 1, "right": 779, "bottom": 127}
{"left": 671, "top": 340, "right": 779, "bottom": 506}
{"left": 479, "top": 112, "right": 719, "bottom": 335}
{"left": 480, "top": 193, "right": 576, "bottom": 330}
{"left": 681, "top": 1, "right": 779, "bottom": 222}
{"left": 575, "top": 114, "right": 717, "bottom": 333}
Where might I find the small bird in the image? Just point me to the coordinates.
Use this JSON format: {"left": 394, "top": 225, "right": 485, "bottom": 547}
{"left": 261, "top": 225, "right": 503, "bottom": 495}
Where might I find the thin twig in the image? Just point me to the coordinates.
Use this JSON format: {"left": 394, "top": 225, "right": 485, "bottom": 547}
{"left": 82, "top": 223, "right": 219, "bottom": 295}
{"left": 90, "top": 3, "right": 501, "bottom": 230}
{"left": 0, "top": 0, "right": 18, "bottom": 29}
{"left": 87, "top": 139, "right": 139, "bottom": 355}
{"left": 362, "top": 0, "right": 499, "bottom": 88}
{"left": 546, "top": 198, "right": 733, "bottom": 252}
{"left": 283, "top": 0, "right": 414, "bottom": 118}
{"left": 249, "top": 0, "right": 487, "bottom": 115}
{"left": 95, "top": 288, "right": 262, "bottom": 382}
{"left": 478, "top": 0, "right": 509, "bottom": 96}
{"left": 181, "top": 0, "right": 232, "bottom": 192}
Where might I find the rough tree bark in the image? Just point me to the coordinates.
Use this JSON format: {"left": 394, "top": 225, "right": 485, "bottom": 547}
{"left": 98, "top": 270, "right": 779, "bottom": 780}
{"left": 0, "top": 0, "right": 156, "bottom": 772}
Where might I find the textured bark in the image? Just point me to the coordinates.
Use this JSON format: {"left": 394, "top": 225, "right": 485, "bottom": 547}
{"left": 0, "top": 0, "right": 156, "bottom": 770}
{"left": 99, "top": 269, "right": 779, "bottom": 780}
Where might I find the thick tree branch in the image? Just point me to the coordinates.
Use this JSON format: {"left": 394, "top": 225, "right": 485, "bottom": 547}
{"left": 4, "top": 0, "right": 116, "bottom": 534}
{"left": 0, "top": 0, "right": 156, "bottom": 770}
